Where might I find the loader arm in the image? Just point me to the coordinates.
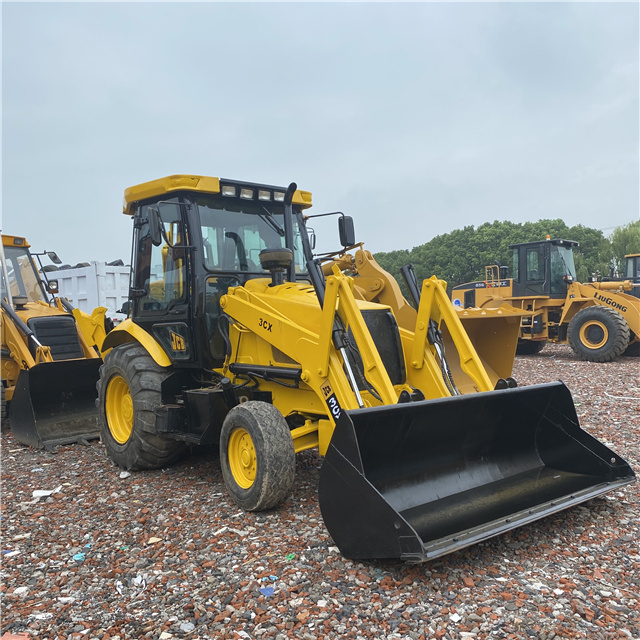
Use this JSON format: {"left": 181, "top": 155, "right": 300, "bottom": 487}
{"left": 410, "top": 276, "right": 494, "bottom": 393}
{"left": 324, "top": 248, "right": 518, "bottom": 390}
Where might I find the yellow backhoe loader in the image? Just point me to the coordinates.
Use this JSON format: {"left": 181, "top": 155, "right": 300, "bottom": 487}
{"left": 451, "top": 238, "right": 640, "bottom": 362}
{"left": 98, "top": 176, "right": 634, "bottom": 562}
{"left": 1, "top": 234, "right": 108, "bottom": 449}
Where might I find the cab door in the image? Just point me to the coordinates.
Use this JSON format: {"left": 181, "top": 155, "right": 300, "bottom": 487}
{"left": 131, "top": 199, "right": 194, "bottom": 363}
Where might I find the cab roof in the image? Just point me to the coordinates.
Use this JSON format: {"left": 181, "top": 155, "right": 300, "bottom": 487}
{"left": 508, "top": 239, "right": 579, "bottom": 250}
{"left": 2, "top": 234, "right": 30, "bottom": 248}
{"left": 123, "top": 174, "right": 313, "bottom": 215}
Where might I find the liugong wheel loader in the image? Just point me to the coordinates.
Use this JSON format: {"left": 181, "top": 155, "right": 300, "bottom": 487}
{"left": 1, "top": 234, "right": 107, "bottom": 448}
{"left": 451, "top": 238, "right": 640, "bottom": 362}
{"left": 98, "top": 175, "right": 634, "bottom": 562}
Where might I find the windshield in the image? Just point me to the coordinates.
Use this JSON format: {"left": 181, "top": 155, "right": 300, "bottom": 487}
{"left": 195, "top": 196, "right": 307, "bottom": 274}
{"left": 1, "top": 245, "right": 48, "bottom": 302}
{"left": 551, "top": 245, "right": 576, "bottom": 279}
{"left": 550, "top": 244, "right": 576, "bottom": 295}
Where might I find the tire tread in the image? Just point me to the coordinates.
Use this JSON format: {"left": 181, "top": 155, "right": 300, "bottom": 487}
{"left": 97, "top": 343, "right": 184, "bottom": 470}
{"left": 568, "top": 306, "right": 629, "bottom": 363}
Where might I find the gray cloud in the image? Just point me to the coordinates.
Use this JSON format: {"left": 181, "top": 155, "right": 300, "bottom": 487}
{"left": 2, "top": 2, "right": 638, "bottom": 266}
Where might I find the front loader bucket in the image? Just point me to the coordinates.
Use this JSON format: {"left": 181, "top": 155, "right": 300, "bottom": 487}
{"left": 319, "top": 381, "right": 635, "bottom": 563}
{"left": 9, "top": 359, "right": 102, "bottom": 450}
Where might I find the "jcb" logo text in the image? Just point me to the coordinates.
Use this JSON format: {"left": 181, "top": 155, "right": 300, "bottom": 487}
{"left": 170, "top": 331, "right": 186, "bottom": 352}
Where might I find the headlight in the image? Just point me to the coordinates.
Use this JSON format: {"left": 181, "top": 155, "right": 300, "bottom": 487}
{"left": 240, "top": 188, "right": 254, "bottom": 200}
{"left": 258, "top": 190, "right": 271, "bottom": 201}
{"left": 273, "top": 191, "right": 285, "bottom": 202}
{"left": 221, "top": 185, "right": 236, "bottom": 197}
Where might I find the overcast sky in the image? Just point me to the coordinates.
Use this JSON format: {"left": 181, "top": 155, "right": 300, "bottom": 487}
{"left": 2, "top": 2, "right": 638, "bottom": 267}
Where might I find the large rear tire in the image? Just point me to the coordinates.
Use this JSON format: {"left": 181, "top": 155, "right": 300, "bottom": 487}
{"left": 97, "top": 343, "right": 184, "bottom": 470}
{"left": 568, "top": 306, "right": 629, "bottom": 363}
{"left": 515, "top": 339, "right": 545, "bottom": 355}
{"left": 220, "top": 401, "right": 295, "bottom": 511}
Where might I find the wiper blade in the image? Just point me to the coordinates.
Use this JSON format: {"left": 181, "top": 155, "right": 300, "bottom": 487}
{"left": 259, "top": 206, "right": 285, "bottom": 237}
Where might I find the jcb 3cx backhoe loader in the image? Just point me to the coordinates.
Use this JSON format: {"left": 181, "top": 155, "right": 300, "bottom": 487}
{"left": 451, "top": 238, "right": 640, "bottom": 363}
{"left": 98, "top": 176, "right": 634, "bottom": 562}
{"left": 1, "top": 234, "right": 107, "bottom": 449}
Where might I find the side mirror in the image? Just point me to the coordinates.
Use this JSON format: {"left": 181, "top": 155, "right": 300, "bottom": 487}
{"left": 119, "top": 301, "right": 131, "bottom": 315}
{"left": 338, "top": 216, "right": 355, "bottom": 247}
{"left": 148, "top": 206, "right": 163, "bottom": 247}
{"left": 47, "top": 251, "right": 62, "bottom": 265}
{"left": 47, "top": 279, "right": 59, "bottom": 295}
{"left": 307, "top": 228, "right": 317, "bottom": 250}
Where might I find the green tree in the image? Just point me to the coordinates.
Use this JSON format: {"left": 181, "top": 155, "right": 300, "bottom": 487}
{"left": 374, "top": 219, "right": 610, "bottom": 293}
{"left": 609, "top": 220, "right": 640, "bottom": 276}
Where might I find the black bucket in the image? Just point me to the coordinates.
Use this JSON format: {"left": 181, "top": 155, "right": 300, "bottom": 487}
{"left": 9, "top": 359, "right": 102, "bottom": 450}
{"left": 318, "top": 381, "right": 635, "bottom": 562}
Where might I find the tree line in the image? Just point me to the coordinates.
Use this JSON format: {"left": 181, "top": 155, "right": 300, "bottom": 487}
{"left": 373, "top": 219, "right": 640, "bottom": 292}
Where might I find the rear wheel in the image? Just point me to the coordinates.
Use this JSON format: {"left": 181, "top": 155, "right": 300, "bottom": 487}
{"left": 515, "top": 339, "right": 545, "bottom": 355}
{"left": 220, "top": 401, "right": 295, "bottom": 511}
{"left": 97, "top": 343, "right": 184, "bottom": 470}
{"left": 623, "top": 337, "right": 640, "bottom": 357}
{"left": 568, "top": 306, "right": 629, "bottom": 363}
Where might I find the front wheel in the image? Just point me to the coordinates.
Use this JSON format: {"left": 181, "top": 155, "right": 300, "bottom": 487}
{"left": 568, "top": 306, "right": 629, "bottom": 363}
{"left": 97, "top": 343, "right": 184, "bottom": 470}
{"left": 220, "top": 401, "right": 295, "bottom": 511}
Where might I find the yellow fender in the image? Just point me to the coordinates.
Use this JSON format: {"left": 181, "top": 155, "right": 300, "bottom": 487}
{"left": 101, "top": 319, "right": 172, "bottom": 367}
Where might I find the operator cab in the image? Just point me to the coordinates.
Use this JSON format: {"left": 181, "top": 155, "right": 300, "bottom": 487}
{"left": 510, "top": 239, "right": 578, "bottom": 299}
{"left": 123, "top": 176, "right": 315, "bottom": 369}
{"left": 1, "top": 236, "right": 51, "bottom": 304}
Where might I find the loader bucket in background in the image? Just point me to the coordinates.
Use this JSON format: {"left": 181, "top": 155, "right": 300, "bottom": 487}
{"left": 452, "top": 307, "right": 525, "bottom": 390}
{"left": 9, "top": 359, "right": 102, "bottom": 450}
{"left": 318, "top": 381, "right": 635, "bottom": 563}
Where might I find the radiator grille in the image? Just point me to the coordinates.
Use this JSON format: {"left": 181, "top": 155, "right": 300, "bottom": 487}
{"left": 27, "top": 316, "right": 85, "bottom": 360}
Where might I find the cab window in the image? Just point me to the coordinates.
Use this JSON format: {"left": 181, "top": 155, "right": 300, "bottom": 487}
{"left": 196, "top": 196, "right": 306, "bottom": 274}
{"left": 135, "top": 199, "right": 187, "bottom": 314}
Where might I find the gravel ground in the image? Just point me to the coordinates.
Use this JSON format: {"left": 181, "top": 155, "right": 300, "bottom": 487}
{"left": 1, "top": 344, "right": 638, "bottom": 640}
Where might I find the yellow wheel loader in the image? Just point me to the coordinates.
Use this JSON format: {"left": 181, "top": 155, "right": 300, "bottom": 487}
{"left": 1, "top": 234, "right": 108, "bottom": 449}
{"left": 98, "top": 176, "right": 634, "bottom": 562}
{"left": 452, "top": 239, "right": 640, "bottom": 362}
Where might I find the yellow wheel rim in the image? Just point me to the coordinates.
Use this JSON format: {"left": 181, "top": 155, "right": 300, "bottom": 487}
{"left": 228, "top": 428, "right": 257, "bottom": 489}
{"left": 106, "top": 375, "right": 134, "bottom": 444}
{"left": 579, "top": 320, "right": 608, "bottom": 350}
